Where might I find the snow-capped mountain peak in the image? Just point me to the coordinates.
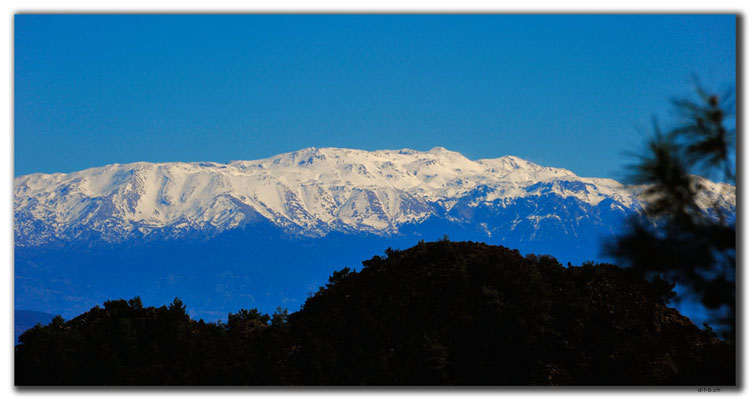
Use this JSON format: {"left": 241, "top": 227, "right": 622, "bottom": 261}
{"left": 13, "top": 147, "right": 735, "bottom": 246}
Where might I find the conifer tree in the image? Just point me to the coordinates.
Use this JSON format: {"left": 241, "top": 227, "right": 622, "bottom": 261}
{"left": 608, "top": 80, "right": 736, "bottom": 336}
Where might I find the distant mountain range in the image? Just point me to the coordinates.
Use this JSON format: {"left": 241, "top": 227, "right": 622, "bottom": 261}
{"left": 14, "top": 147, "right": 736, "bottom": 322}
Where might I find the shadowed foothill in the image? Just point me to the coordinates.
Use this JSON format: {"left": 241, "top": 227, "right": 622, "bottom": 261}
{"left": 15, "top": 241, "right": 735, "bottom": 386}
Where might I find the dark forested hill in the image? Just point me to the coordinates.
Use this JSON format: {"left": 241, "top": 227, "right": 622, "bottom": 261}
{"left": 14, "top": 310, "right": 55, "bottom": 344}
{"left": 15, "top": 241, "right": 734, "bottom": 386}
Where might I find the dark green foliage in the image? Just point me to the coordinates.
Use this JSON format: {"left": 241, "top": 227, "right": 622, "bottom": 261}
{"left": 14, "top": 310, "right": 56, "bottom": 344}
{"left": 608, "top": 81, "right": 735, "bottom": 336}
{"left": 286, "top": 242, "right": 732, "bottom": 385}
{"left": 15, "top": 242, "right": 734, "bottom": 385}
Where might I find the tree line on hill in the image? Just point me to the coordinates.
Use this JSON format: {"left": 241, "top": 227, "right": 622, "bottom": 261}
{"left": 15, "top": 240, "right": 734, "bottom": 385}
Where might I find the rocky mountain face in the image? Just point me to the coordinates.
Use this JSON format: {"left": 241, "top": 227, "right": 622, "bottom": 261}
{"left": 13, "top": 147, "right": 736, "bottom": 320}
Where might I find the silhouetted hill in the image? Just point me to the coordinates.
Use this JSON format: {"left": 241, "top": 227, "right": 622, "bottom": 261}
{"left": 15, "top": 241, "right": 734, "bottom": 385}
{"left": 14, "top": 310, "right": 55, "bottom": 344}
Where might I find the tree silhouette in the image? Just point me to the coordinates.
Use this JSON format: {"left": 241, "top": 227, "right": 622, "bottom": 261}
{"left": 607, "top": 80, "right": 736, "bottom": 337}
{"left": 15, "top": 242, "right": 734, "bottom": 385}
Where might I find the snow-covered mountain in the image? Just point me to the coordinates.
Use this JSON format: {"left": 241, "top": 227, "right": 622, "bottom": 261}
{"left": 15, "top": 146, "right": 734, "bottom": 247}
{"left": 13, "top": 146, "right": 736, "bottom": 322}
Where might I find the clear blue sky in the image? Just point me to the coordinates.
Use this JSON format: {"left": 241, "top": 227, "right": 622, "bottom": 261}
{"left": 14, "top": 14, "right": 736, "bottom": 179}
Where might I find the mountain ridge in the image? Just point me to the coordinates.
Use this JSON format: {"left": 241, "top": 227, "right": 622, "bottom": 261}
{"left": 15, "top": 147, "right": 735, "bottom": 247}
{"left": 13, "top": 146, "right": 737, "bottom": 322}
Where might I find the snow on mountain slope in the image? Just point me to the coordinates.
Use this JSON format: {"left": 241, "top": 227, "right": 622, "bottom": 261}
{"left": 13, "top": 147, "right": 735, "bottom": 246}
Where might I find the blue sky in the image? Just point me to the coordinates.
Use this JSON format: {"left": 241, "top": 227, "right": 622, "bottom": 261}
{"left": 14, "top": 14, "right": 736, "bottom": 179}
